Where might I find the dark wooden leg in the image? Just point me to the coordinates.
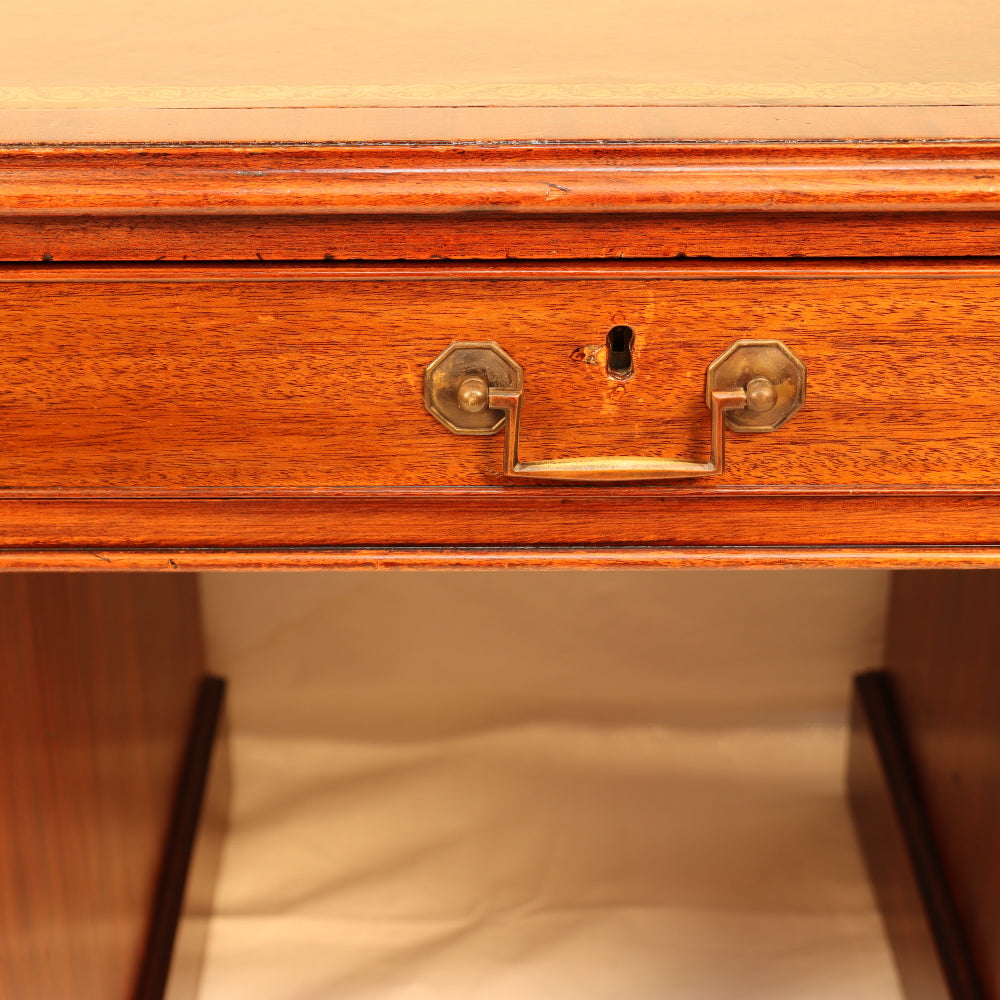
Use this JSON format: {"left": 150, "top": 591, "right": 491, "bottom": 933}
{"left": 0, "top": 573, "right": 226, "bottom": 1000}
{"left": 849, "top": 569, "right": 1000, "bottom": 1000}
{"left": 137, "top": 676, "right": 228, "bottom": 1000}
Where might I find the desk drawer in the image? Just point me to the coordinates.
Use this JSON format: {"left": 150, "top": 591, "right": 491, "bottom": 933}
{"left": 0, "top": 261, "right": 996, "bottom": 492}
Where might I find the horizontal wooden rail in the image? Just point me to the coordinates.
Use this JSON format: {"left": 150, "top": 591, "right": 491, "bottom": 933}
{"left": 3, "top": 142, "right": 1000, "bottom": 216}
{"left": 2, "top": 546, "right": 1000, "bottom": 571}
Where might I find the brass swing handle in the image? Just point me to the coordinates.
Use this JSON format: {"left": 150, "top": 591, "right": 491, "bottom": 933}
{"left": 484, "top": 384, "right": 747, "bottom": 482}
{"left": 424, "top": 339, "right": 806, "bottom": 484}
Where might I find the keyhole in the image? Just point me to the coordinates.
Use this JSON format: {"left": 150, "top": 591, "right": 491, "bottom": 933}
{"left": 606, "top": 325, "right": 635, "bottom": 379}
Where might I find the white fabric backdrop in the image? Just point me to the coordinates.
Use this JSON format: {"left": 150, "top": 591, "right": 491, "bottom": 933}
{"left": 197, "top": 570, "right": 901, "bottom": 1000}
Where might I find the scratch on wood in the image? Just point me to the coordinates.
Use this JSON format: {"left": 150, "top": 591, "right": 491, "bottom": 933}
{"left": 570, "top": 345, "right": 603, "bottom": 365}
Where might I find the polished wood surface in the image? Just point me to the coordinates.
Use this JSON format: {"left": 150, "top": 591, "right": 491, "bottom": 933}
{"left": 0, "top": 141, "right": 999, "bottom": 565}
{"left": 0, "top": 573, "right": 205, "bottom": 1000}
{"left": 0, "top": 545, "right": 1000, "bottom": 572}
{"left": 882, "top": 571, "right": 1000, "bottom": 998}
{"left": 4, "top": 143, "right": 1000, "bottom": 217}
{"left": 0, "top": 131, "right": 997, "bottom": 998}
{"left": 0, "top": 545, "right": 997, "bottom": 571}
{"left": 8, "top": 211, "right": 1000, "bottom": 264}
{"left": 0, "top": 261, "right": 998, "bottom": 494}
{"left": 3, "top": 491, "right": 1000, "bottom": 555}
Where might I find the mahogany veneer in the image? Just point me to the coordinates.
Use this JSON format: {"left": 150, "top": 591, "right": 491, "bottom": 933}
{"left": 0, "top": 261, "right": 997, "bottom": 491}
{"left": 0, "top": 573, "right": 220, "bottom": 1000}
{"left": 2, "top": 139, "right": 998, "bottom": 999}
{"left": 2, "top": 144, "right": 1000, "bottom": 566}
{"left": 880, "top": 571, "right": 1000, "bottom": 997}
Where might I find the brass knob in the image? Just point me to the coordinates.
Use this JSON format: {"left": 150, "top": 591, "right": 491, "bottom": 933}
{"left": 744, "top": 376, "right": 777, "bottom": 413}
{"left": 456, "top": 376, "right": 490, "bottom": 414}
{"left": 706, "top": 340, "right": 806, "bottom": 431}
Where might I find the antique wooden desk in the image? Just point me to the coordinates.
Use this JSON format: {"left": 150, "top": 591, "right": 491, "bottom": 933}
{"left": 1, "top": 7, "right": 999, "bottom": 997}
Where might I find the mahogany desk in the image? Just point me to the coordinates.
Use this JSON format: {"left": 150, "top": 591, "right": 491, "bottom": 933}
{"left": 1, "top": 111, "right": 999, "bottom": 1000}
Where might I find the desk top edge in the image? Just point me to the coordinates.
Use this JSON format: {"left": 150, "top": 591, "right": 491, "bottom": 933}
{"left": 5, "top": 140, "right": 1000, "bottom": 217}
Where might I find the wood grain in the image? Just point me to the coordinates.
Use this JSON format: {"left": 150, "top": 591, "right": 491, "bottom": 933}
{"left": 2, "top": 259, "right": 1000, "bottom": 553}
{"left": 0, "top": 492, "right": 999, "bottom": 552}
{"left": 0, "top": 261, "right": 998, "bottom": 493}
{"left": 0, "top": 574, "right": 205, "bottom": 1000}
{"left": 3, "top": 143, "right": 1000, "bottom": 216}
{"left": 2, "top": 142, "right": 1000, "bottom": 564}
{"left": 8, "top": 212, "right": 1000, "bottom": 263}
{"left": 0, "top": 545, "right": 998, "bottom": 570}
{"left": 883, "top": 571, "right": 1000, "bottom": 998}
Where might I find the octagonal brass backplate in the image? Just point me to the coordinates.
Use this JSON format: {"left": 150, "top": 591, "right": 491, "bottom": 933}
{"left": 424, "top": 341, "right": 524, "bottom": 435}
{"left": 706, "top": 340, "right": 806, "bottom": 431}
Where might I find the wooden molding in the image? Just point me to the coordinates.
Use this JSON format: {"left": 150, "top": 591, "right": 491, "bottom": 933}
{"left": 1, "top": 546, "right": 1000, "bottom": 571}
{"left": 6, "top": 211, "right": 1000, "bottom": 263}
{"left": 3, "top": 142, "right": 1000, "bottom": 217}
{"left": 5, "top": 258, "right": 1000, "bottom": 282}
{"left": 0, "top": 494, "right": 998, "bottom": 549}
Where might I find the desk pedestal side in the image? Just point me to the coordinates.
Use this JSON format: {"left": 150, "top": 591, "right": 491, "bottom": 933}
{"left": 0, "top": 574, "right": 226, "bottom": 1000}
{"left": 850, "top": 570, "right": 1000, "bottom": 1000}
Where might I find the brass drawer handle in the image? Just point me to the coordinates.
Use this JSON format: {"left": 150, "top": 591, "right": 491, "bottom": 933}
{"left": 425, "top": 340, "right": 805, "bottom": 483}
{"left": 486, "top": 384, "right": 746, "bottom": 481}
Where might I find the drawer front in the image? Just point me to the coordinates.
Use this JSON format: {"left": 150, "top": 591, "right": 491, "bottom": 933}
{"left": 0, "top": 262, "right": 995, "bottom": 493}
